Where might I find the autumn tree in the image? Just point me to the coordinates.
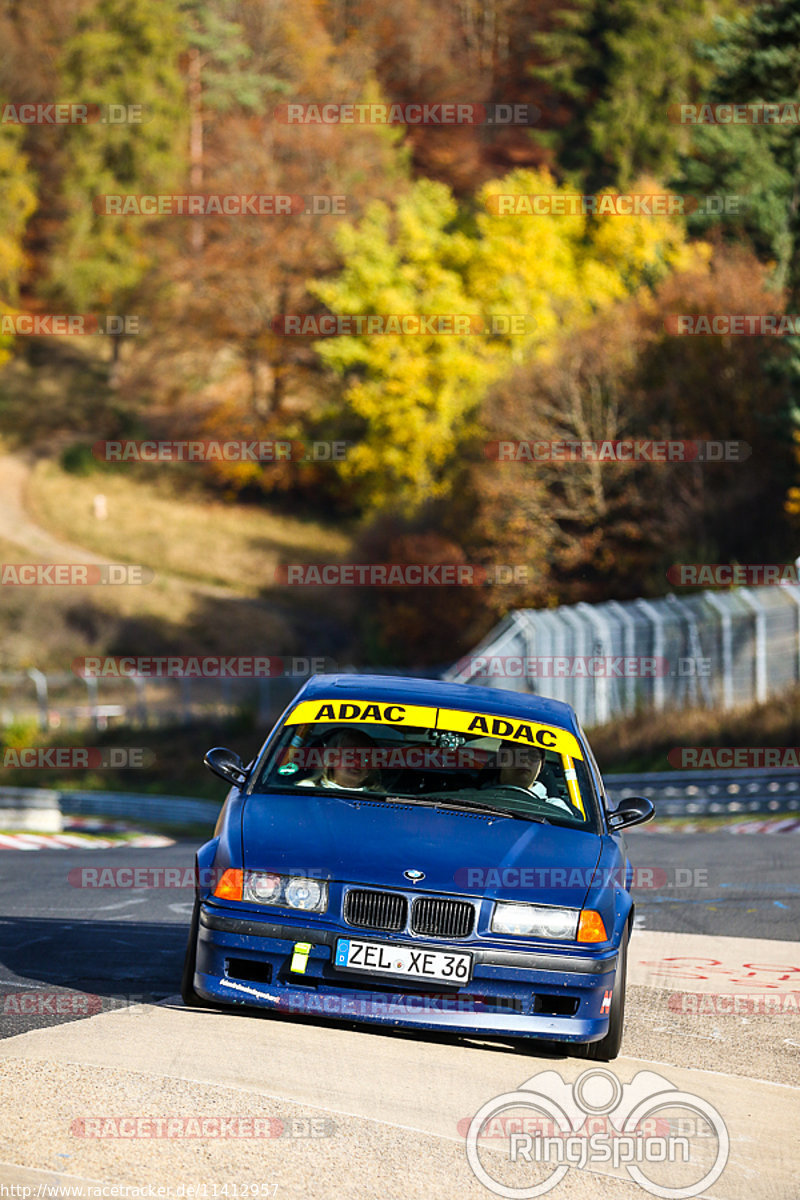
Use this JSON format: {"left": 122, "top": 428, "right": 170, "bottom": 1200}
{"left": 310, "top": 178, "right": 496, "bottom": 512}
{"left": 318, "top": 0, "right": 575, "bottom": 193}
{"left": 0, "top": 127, "right": 38, "bottom": 363}
{"left": 311, "top": 168, "right": 705, "bottom": 514}
{"left": 45, "top": 0, "right": 187, "bottom": 353}
{"left": 0, "top": 0, "right": 93, "bottom": 300}
{"left": 461, "top": 244, "right": 793, "bottom": 606}
{"left": 115, "top": 0, "right": 409, "bottom": 499}
{"left": 639, "top": 248, "right": 795, "bottom": 564}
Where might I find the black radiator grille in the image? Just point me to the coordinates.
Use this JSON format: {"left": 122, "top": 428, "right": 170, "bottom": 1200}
{"left": 344, "top": 889, "right": 407, "bottom": 931}
{"left": 411, "top": 897, "right": 475, "bottom": 939}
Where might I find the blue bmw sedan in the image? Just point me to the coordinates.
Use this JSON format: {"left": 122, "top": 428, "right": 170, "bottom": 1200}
{"left": 182, "top": 674, "right": 653, "bottom": 1060}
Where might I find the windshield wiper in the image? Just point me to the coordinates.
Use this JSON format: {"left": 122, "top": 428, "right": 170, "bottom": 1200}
{"left": 261, "top": 785, "right": 550, "bottom": 822}
{"left": 390, "top": 794, "right": 550, "bottom": 823}
{"left": 439, "top": 800, "right": 550, "bottom": 823}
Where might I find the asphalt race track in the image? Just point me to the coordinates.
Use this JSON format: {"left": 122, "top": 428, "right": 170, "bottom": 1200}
{"left": 0, "top": 830, "right": 798, "bottom": 1198}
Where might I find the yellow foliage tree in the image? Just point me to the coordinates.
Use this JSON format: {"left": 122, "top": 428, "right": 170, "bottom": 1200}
{"left": 311, "top": 168, "right": 707, "bottom": 513}
{"left": 0, "top": 125, "right": 37, "bottom": 365}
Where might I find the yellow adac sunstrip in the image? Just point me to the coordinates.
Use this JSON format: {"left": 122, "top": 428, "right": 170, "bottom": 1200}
{"left": 285, "top": 699, "right": 438, "bottom": 729}
{"left": 284, "top": 698, "right": 583, "bottom": 760}
{"left": 434, "top": 707, "right": 584, "bottom": 760}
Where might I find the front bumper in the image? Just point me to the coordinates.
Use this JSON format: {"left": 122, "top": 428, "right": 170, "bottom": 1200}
{"left": 194, "top": 905, "right": 619, "bottom": 1044}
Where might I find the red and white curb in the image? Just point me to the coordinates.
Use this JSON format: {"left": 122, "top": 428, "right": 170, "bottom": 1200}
{"left": 726, "top": 816, "right": 800, "bottom": 834}
{"left": 0, "top": 832, "right": 173, "bottom": 850}
{"left": 641, "top": 816, "right": 800, "bottom": 835}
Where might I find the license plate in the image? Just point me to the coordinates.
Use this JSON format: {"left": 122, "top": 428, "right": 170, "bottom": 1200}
{"left": 334, "top": 938, "right": 472, "bottom": 984}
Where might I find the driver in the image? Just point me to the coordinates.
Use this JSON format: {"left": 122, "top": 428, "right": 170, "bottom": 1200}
{"left": 489, "top": 745, "right": 573, "bottom": 815}
{"left": 299, "top": 728, "right": 381, "bottom": 791}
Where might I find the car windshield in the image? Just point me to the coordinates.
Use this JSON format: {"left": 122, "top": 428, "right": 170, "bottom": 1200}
{"left": 253, "top": 699, "right": 599, "bottom": 831}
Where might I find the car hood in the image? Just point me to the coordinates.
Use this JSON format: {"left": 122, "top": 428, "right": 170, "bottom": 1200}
{"left": 241, "top": 790, "right": 602, "bottom": 908}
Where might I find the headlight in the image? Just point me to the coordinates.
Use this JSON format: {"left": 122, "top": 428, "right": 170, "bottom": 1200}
{"left": 491, "top": 902, "right": 578, "bottom": 940}
{"left": 243, "top": 872, "right": 328, "bottom": 914}
{"left": 244, "top": 872, "right": 282, "bottom": 904}
{"left": 285, "top": 877, "right": 325, "bottom": 911}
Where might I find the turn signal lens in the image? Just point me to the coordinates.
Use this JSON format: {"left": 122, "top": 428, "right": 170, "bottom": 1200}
{"left": 577, "top": 909, "right": 608, "bottom": 943}
{"left": 214, "top": 868, "right": 243, "bottom": 900}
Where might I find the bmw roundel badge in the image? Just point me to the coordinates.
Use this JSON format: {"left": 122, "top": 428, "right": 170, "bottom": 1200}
{"left": 404, "top": 869, "right": 425, "bottom": 882}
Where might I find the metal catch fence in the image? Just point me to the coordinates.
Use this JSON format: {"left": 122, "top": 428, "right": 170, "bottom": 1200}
{"left": 444, "top": 584, "right": 800, "bottom": 727}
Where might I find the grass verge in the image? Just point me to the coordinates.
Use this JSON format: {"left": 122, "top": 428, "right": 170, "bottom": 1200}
{"left": 26, "top": 458, "right": 350, "bottom": 595}
{"left": 0, "top": 717, "right": 258, "bottom": 799}
{"left": 590, "top": 686, "right": 800, "bottom": 773}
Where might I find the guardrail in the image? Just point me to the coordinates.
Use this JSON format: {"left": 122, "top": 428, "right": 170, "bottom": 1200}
{"left": 57, "top": 790, "right": 222, "bottom": 825}
{"left": 0, "top": 786, "right": 62, "bottom": 832}
{"left": 4, "top": 772, "right": 800, "bottom": 831}
{"left": 0, "top": 785, "right": 220, "bottom": 830}
{"left": 605, "top": 769, "right": 800, "bottom": 817}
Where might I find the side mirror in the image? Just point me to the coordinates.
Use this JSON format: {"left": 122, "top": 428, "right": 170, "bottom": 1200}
{"left": 607, "top": 795, "right": 655, "bottom": 831}
{"left": 204, "top": 746, "right": 248, "bottom": 787}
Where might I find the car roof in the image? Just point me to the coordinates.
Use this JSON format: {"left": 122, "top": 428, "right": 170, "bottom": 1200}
{"left": 290, "top": 674, "right": 582, "bottom": 736}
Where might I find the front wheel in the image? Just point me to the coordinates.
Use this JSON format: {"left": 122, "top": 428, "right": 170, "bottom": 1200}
{"left": 578, "top": 925, "right": 628, "bottom": 1061}
{"left": 180, "top": 895, "right": 211, "bottom": 1007}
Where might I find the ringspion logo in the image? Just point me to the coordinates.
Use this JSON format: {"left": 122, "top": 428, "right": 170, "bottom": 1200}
{"left": 465, "top": 1068, "right": 729, "bottom": 1198}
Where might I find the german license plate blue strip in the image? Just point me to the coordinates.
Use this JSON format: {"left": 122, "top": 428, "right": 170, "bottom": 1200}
{"left": 334, "top": 940, "right": 350, "bottom": 967}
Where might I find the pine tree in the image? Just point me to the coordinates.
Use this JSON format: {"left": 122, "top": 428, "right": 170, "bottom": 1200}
{"left": 533, "top": 0, "right": 738, "bottom": 191}
{"left": 175, "top": 0, "right": 286, "bottom": 250}
{"left": 681, "top": 0, "right": 800, "bottom": 306}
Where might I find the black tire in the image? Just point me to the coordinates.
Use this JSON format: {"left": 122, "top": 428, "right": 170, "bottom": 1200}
{"left": 578, "top": 924, "right": 628, "bottom": 1062}
{"left": 180, "top": 895, "right": 211, "bottom": 1008}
